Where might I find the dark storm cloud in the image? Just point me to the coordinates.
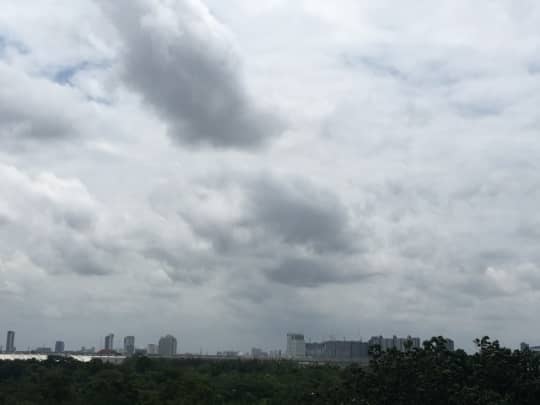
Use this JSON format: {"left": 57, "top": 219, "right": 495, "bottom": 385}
{"left": 246, "top": 177, "right": 358, "bottom": 254}
{"left": 99, "top": 0, "right": 282, "bottom": 149}
{"left": 265, "top": 256, "right": 371, "bottom": 288}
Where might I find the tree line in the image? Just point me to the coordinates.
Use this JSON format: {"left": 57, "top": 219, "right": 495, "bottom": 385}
{"left": 0, "top": 336, "right": 539, "bottom": 404}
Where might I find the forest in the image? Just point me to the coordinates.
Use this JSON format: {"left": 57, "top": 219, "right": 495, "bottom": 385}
{"left": 0, "top": 337, "right": 539, "bottom": 404}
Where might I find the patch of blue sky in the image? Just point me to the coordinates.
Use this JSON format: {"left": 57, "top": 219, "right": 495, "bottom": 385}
{"left": 528, "top": 61, "right": 540, "bottom": 75}
{"left": 52, "top": 60, "right": 111, "bottom": 85}
{"left": 0, "top": 35, "right": 29, "bottom": 57}
{"left": 341, "top": 52, "right": 481, "bottom": 89}
{"left": 452, "top": 102, "right": 504, "bottom": 119}
{"left": 341, "top": 53, "right": 406, "bottom": 80}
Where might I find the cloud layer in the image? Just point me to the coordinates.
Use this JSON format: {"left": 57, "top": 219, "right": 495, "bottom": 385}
{"left": 1, "top": 0, "right": 540, "bottom": 353}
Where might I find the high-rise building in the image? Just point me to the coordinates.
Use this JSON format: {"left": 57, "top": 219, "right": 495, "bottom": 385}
{"left": 158, "top": 335, "right": 178, "bottom": 356}
{"left": 55, "top": 341, "right": 65, "bottom": 353}
{"left": 5, "top": 331, "right": 15, "bottom": 353}
{"left": 123, "top": 336, "right": 135, "bottom": 355}
{"left": 104, "top": 334, "right": 114, "bottom": 351}
{"left": 286, "top": 333, "right": 305, "bottom": 359}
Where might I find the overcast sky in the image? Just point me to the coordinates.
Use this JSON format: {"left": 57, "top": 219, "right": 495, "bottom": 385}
{"left": 1, "top": 0, "right": 540, "bottom": 353}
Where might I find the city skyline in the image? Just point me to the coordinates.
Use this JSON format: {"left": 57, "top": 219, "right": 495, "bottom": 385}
{"left": 0, "top": 328, "right": 464, "bottom": 355}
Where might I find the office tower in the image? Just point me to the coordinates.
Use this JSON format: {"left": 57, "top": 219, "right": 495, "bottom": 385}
{"left": 123, "top": 336, "right": 135, "bottom": 355}
{"left": 286, "top": 333, "right": 305, "bottom": 359}
{"left": 5, "top": 331, "right": 15, "bottom": 353}
{"left": 54, "top": 341, "right": 65, "bottom": 353}
{"left": 158, "top": 335, "right": 178, "bottom": 356}
{"left": 147, "top": 344, "right": 157, "bottom": 355}
{"left": 104, "top": 333, "right": 114, "bottom": 351}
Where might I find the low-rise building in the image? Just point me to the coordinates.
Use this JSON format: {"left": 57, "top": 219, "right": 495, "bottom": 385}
{"left": 368, "top": 335, "right": 421, "bottom": 352}
{"left": 306, "top": 340, "right": 369, "bottom": 361}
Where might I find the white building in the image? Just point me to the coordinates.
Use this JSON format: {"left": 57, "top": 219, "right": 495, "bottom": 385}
{"left": 286, "top": 333, "right": 306, "bottom": 359}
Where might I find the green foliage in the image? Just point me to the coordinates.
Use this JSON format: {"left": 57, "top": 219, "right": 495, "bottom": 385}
{"left": 1, "top": 337, "right": 540, "bottom": 404}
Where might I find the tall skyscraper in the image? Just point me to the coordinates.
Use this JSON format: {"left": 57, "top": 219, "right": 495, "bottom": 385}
{"left": 123, "top": 336, "right": 135, "bottom": 355}
{"left": 104, "top": 333, "right": 114, "bottom": 351}
{"left": 158, "top": 335, "right": 178, "bottom": 356}
{"left": 54, "top": 341, "right": 65, "bottom": 353}
{"left": 5, "top": 331, "right": 15, "bottom": 353}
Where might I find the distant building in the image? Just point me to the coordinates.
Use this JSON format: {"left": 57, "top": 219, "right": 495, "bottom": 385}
{"left": 35, "top": 347, "right": 52, "bottom": 353}
{"left": 521, "top": 342, "right": 530, "bottom": 351}
{"left": 251, "top": 348, "right": 268, "bottom": 359}
{"left": 217, "top": 350, "right": 240, "bottom": 357}
{"left": 445, "top": 338, "right": 455, "bottom": 352}
{"left": 269, "top": 350, "right": 282, "bottom": 359}
{"left": 286, "top": 333, "right": 306, "bottom": 359}
{"left": 368, "top": 335, "right": 421, "bottom": 352}
{"left": 306, "top": 340, "right": 369, "bottom": 361}
{"left": 5, "top": 331, "right": 15, "bottom": 353}
{"left": 55, "top": 341, "right": 65, "bottom": 353}
{"left": 123, "top": 336, "right": 135, "bottom": 355}
{"left": 147, "top": 344, "right": 157, "bottom": 355}
{"left": 158, "top": 335, "right": 177, "bottom": 356}
{"left": 104, "top": 334, "right": 114, "bottom": 351}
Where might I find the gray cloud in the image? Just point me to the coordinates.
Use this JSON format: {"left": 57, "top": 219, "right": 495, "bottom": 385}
{"left": 266, "top": 256, "right": 372, "bottom": 288}
{"left": 99, "top": 0, "right": 282, "bottom": 149}
{"left": 169, "top": 174, "right": 362, "bottom": 256}
{"left": 0, "top": 164, "right": 116, "bottom": 276}
{"left": 0, "top": 64, "right": 76, "bottom": 142}
{"left": 4, "top": 0, "right": 540, "bottom": 353}
{"left": 146, "top": 172, "right": 368, "bottom": 290}
{"left": 246, "top": 177, "right": 359, "bottom": 254}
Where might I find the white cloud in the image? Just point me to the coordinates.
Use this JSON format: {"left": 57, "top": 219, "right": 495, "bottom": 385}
{"left": 1, "top": 0, "right": 540, "bottom": 352}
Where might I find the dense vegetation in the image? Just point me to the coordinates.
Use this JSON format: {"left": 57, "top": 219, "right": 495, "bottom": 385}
{"left": 1, "top": 337, "right": 539, "bottom": 404}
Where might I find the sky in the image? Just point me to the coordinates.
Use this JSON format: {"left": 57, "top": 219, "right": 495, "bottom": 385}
{"left": 1, "top": 0, "right": 540, "bottom": 354}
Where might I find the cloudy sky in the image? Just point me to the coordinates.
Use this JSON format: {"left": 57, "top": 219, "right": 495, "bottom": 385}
{"left": 1, "top": 0, "right": 540, "bottom": 353}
